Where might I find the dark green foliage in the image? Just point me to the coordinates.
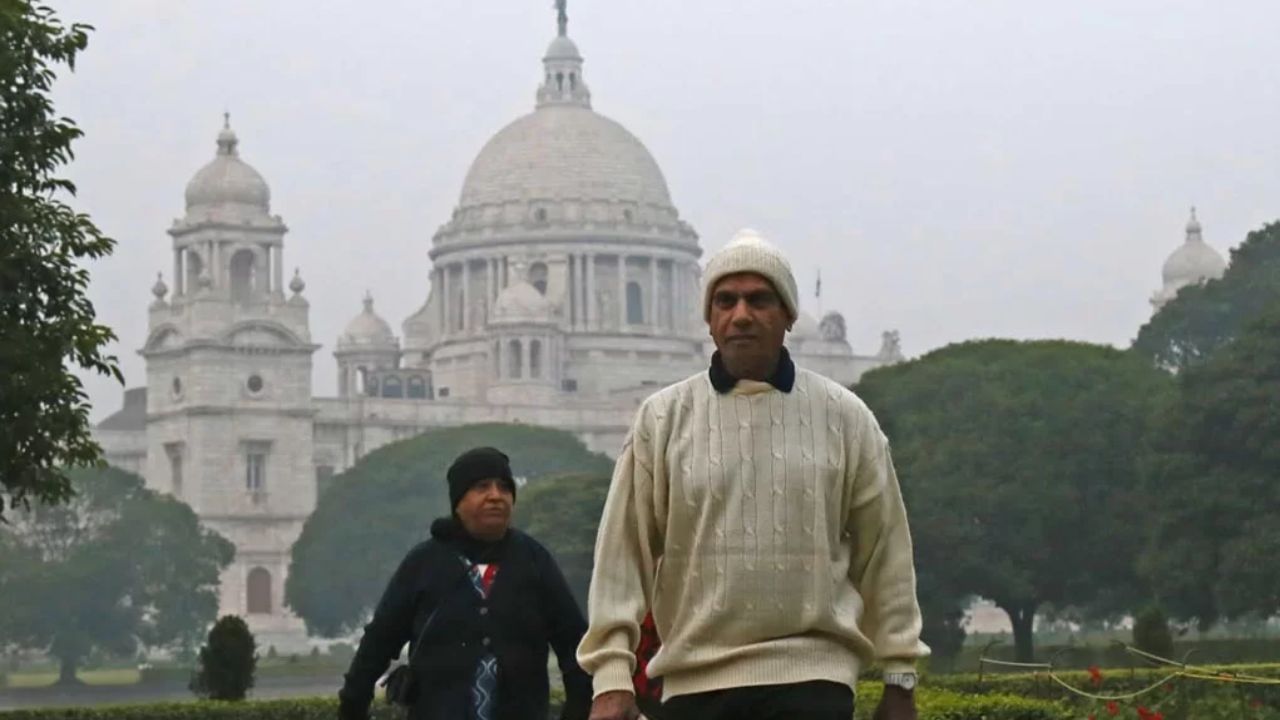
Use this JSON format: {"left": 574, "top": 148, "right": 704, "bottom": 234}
{"left": 1141, "top": 304, "right": 1280, "bottom": 627}
{"left": 286, "top": 423, "right": 612, "bottom": 636}
{"left": 1133, "top": 220, "right": 1280, "bottom": 371}
{"left": 0, "top": 1, "right": 122, "bottom": 519}
{"left": 1133, "top": 605, "right": 1175, "bottom": 660}
{"left": 855, "top": 340, "right": 1173, "bottom": 662}
{"left": 517, "top": 472, "right": 612, "bottom": 610}
{"left": 0, "top": 466, "right": 234, "bottom": 684}
{"left": 190, "top": 616, "right": 256, "bottom": 701}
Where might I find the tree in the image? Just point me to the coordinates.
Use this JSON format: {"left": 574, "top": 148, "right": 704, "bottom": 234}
{"left": 855, "top": 340, "right": 1172, "bottom": 662}
{"left": 0, "top": 466, "right": 234, "bottom": 683}
{"left": 1133, "top": 220, "right": 1280, "bottom": 371}
{"left": 0, "top": 2, "right": 122, "bottom": 519}
{"left": 517, "top": 472, "right": 611, "bottom": 610}
{"left": 1140, "top": 303, "right": 1280, "bottom": 627}
{"left": 190, "top": 615, "right": 256, "bottom": 701}
{"left": 1132, "top": 605, "right": 1174, "bottom": 660}
{"left": 285, "top": 423, "right": 613, "bottom": 636}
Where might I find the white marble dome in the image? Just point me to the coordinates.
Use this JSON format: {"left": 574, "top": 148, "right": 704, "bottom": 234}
{"left": 458, "top": 106, "right": 673, "bottom": 211}
{"left": 1161, "top": 210, "right": 1226, "bottom": 288}
{"left": 492, "top": 281, "right": 555, "bottom": 325}
{"left": 184, "top": 120, "right": 270, "bottom": 212}
{"left": 338, "top": 295, "right": 396, "bottom": 349}
{"left": 789, "top": 311, "right": 822, "bottom": 340}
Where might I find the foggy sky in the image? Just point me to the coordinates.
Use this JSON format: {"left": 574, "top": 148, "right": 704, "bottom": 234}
{"left": 48, "top": 0, "right": 1280, "bottom": 420}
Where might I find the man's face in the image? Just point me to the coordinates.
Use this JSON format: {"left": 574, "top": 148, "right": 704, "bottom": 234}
{"left": 455, "top": 478, "right": 513, "bottom": 541}
{"left": 708, "top": 272, "right": 792, "bottom": 379}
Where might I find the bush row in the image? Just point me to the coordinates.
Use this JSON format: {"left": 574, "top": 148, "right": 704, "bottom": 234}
{"left": 0, "top": 685, "right": 1070, "bottom": 720}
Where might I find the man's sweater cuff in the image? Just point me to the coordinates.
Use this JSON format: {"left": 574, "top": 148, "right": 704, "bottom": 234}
{"left": 882, "top": 659, "right": 918, "bottom": 676}
{"left": 591, "top": 660, "right": 636, "bottom": 699}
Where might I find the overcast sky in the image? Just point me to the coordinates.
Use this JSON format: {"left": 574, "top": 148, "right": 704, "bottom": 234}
{"left": 50, "top": 0, "right": 1280, "bottom": 420}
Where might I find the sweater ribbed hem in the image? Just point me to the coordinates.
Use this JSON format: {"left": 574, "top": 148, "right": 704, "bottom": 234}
{"left": 660, "top": 643, "right": 862, "bottom": 701}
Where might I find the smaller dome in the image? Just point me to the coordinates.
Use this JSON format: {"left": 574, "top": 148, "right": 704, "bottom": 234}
{"left": 492, "top": 281, "right": 555, "bottom": 324}
{"left": 1161, "top": 208, "right": 1225, "bottom": 289}
{"left": 184, "top": 115, "right": 271, "bottom": 212}
{"left": 339, "top": 294, "right": 397, "bottom": 349}
{"left": 1162, "top": 242, "right": 1226, "bottom": 288}
{"left": 545, "top": 35, "right": 582, "bottom": 60}
{"left": 789, "top": 311, "right": 821, "bottom": 340}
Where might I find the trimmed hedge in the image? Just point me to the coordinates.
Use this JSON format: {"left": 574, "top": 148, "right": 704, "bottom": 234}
{"left": 0, "top": 685, "right": 1070, "bottom": 720}
{"left": 950, "top": 638, "right": 1280, "bottom": 672}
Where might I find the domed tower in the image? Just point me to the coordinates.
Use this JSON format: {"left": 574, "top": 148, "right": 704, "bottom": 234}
{"left": 486, "top": 263, "right": 564, "bottom": 404}
{"left": 334, "top": 293, "right": 401, "bottom": 397}
{"left": 402, "top": 2, "right": 706, "bottom": 401}
{"left": 140, "top": 116, "right": 316, "bottom": 650}
{"left": 1151, "top": 207, "right": 1227, "bottom": 312}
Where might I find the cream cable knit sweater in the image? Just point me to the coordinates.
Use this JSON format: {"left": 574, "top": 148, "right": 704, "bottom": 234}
{"left": 577, "top": 368, "right": 928, "bottom": 700}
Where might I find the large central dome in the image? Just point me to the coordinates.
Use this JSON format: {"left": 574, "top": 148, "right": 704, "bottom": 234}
{"left": 458, "top": 105, "right": 673, "bottom": 209}
{"left": 431, "top": 23, "right": 696, "bottom": 251}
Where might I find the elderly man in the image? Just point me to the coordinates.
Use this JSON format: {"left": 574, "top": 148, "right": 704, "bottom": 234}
{"left": 578, "top": 230, "right": 928, "bottom": 720}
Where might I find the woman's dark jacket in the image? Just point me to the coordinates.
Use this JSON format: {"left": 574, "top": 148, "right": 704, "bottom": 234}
{"left": 338, "top": 520, "right": 592, "bottom": 720}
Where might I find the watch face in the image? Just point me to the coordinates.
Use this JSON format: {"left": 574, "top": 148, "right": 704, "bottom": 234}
{"left": 886, "top": 673, "right": 917, "bottom": 690}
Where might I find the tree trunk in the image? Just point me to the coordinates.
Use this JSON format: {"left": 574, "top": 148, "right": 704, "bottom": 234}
{"left": 1007, "top": 604, "right": 1037, "bottom": 663}
{"left": 56, "top": 654, "right": 80, "bottom": 686}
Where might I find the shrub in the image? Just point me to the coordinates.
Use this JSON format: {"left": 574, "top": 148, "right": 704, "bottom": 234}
{"left": 190, "top": 616, "right": 257, "bottom": 701}
{"left": 1134, "top": 604, "right": 1175, "bottom": 660}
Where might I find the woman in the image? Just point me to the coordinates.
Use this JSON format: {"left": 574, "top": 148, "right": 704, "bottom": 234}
{"left": 338, "top": 447, "right": 592, "bottom": 720}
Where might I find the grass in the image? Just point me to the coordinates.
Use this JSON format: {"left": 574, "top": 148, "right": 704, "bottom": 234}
{"left": 5, "top": 669, "right": 142, "bottom": 688}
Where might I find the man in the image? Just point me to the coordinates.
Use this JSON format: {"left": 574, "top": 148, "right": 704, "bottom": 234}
{"left": 577, "top": 230, "right": 928, "bottom": 720}
{"left": 339, "top": 447, "right": 592, "bottom": 720}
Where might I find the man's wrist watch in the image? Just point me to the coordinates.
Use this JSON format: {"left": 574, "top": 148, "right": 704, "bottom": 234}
{"left": 883, "top": 671, "right": 918, "bottom": 691}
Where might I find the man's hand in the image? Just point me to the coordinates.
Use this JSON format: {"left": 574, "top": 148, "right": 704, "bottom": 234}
{"left": 873, "top": 685, "right": 917, "bottom": 720}
{"left": 589, "top": 690, "right": 641, "bottom": 720}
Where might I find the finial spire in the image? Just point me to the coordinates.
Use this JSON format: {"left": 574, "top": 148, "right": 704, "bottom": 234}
{"left": 555, "top": 0, "right": 568, "bottom": 36}
{"left": 223, "top": 111, "right": 230, "bottom": 130}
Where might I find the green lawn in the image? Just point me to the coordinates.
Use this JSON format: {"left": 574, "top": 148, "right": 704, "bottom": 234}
{"left": 5, "top": 668, "right": 141, "bottom": 688}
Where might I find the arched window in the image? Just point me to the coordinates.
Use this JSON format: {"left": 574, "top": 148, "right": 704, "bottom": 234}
{"left": 185, "top": 251, "right": 203, "bottom": 293}
{"left": 508, "top": 339, "right": 523, "bottom": 379}
{"left": 569, "top": 72, "right": 577, "bottom": 90}
{"left": 626, "top": 281, "right": 644, "bottom": 325}
{"left": 556, "top": 72, "right": 564, "bottom": 91}
{"left": 382, "top": 375, "right": 403, "bottom": 398}
{"left": 247, "top": 567, "right": 272, "bottom": 614}
{"left": 407, "top": 376, "right": 427, "bottom": 399}
{"left": 529, "top": 262, "right": 548, "bottom": 295}
{"left": 230, "top": 249, "right": 257, "bottom": 302}
{"left": 530, "top": 339, "right": 543, "bottom": 379}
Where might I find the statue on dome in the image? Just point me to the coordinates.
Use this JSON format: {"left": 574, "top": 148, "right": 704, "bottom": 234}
{"left": 555, "top": 0, "right": 568, "bottom": 36}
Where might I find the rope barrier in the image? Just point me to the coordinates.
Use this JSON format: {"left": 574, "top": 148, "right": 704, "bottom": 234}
{"left": 974, "top": 640, "right": 1280, "bottom": 703}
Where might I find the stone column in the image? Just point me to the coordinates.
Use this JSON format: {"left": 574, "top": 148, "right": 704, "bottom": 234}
{"left": 617, "top": 254, "right": 627, "bottom": 328}
{"left": 586, "top": 253, "right": 596, "bottom": 330}
{"left": 440, "top": 265, "right": 450, "bottom": 335}
{"left": 273, "top": 246, "right": 283, "bottom": 295}
{"left": 488, "top": 258, "right": 496, "bottom": 302}
{"left": 649, "top": 256, "right": 659, "bottom": 328}
{"left": 522, "top": 336, "right": 532, "bottom": 379}
{"left": 462, "top": 259, "right": 471, "bottom": 333}
{"left": 174, "top": 249, "right": 184, "bottom": 296}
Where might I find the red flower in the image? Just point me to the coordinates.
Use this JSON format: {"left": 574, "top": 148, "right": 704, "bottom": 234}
{"left": 1251, "top": 698, "right": 1263, "bottom": 709}
{"left": 1136, "top": 706, "right": 1164, "bottom": 720}
{"left": 1105, "top": 700, "right": 1119, "bottom": 716}
{"left": 1087, "top": 665, "right": 1103, "bottom": 687}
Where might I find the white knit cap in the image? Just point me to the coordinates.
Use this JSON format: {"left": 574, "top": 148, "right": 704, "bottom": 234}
{"left": 701, "top": 228, "right": 798, "bottom": 322}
